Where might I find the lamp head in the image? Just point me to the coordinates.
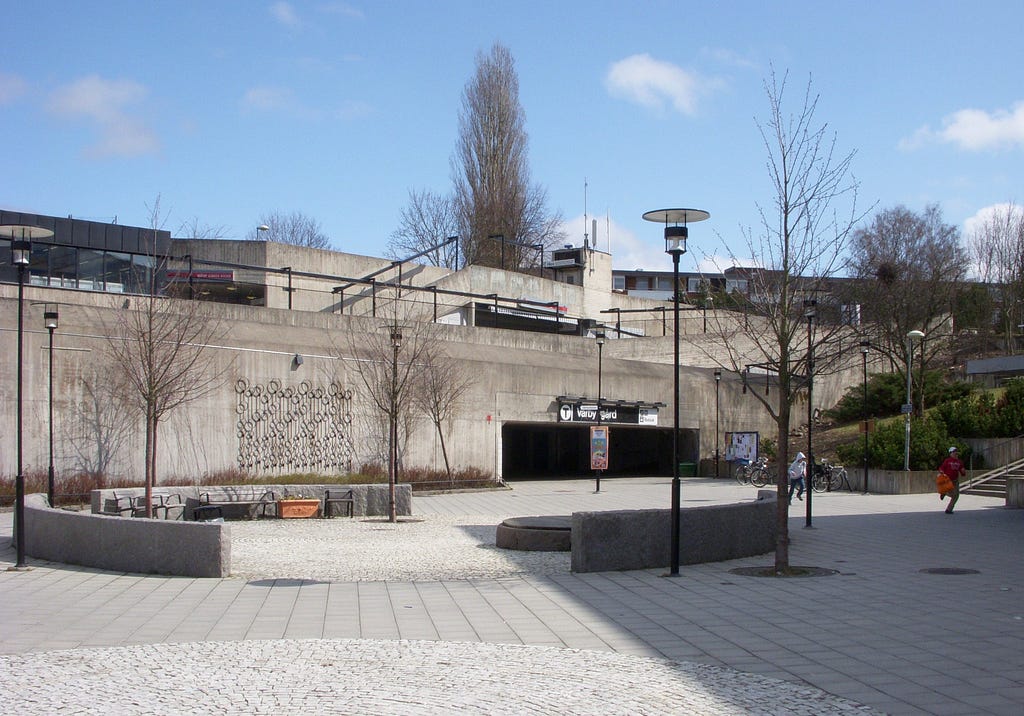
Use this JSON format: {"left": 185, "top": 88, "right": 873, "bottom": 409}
{"left": 595, "top": 329, "right": 605, "bottom": 346}
{"left": 390, "top": 328, "right": 403, "bottom": 348}
{"left": 664, "top": 225, "right": 687, "bottom": 255}
{"left": 44, "top": 304, "right": 59, "bottom": 330}
{"left": 714, "top": 369, "right": 721, "bottom": 382}
{"left": 907, "top": 330, "right": 925, "bottom": 341}
{"left": 11, "top": 239, "right": 31, "bottom": 266}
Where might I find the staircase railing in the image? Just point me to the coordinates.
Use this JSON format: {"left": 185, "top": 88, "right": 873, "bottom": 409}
{"left": 960, "top": 456, "right": 1024, "bottom": 491}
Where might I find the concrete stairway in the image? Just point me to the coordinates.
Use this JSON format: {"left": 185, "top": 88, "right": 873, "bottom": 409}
{"left": 961, "top": 457, "right": 1024, "bottom": 499}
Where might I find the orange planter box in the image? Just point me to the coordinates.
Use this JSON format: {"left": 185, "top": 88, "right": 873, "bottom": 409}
{"left": 277, "top": 499, "right": 321, "bottom": 518}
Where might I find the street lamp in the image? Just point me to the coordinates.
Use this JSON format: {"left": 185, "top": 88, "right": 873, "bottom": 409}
{"left": 2, "top": 224, "right": 54, "bottom": 570}
{"left": 642, "top": 208, "right": 710, "bottom": 577}
{"left": 860, "top": 340, "right": 870, "bottom": 494}
{"left": 904, "top": 329, "right": 925, "bottom": 471}
{"left": 44, "top": 305, "right": 59, "bottom": 507}
{"left": 389, "top": 326, "right": 402, "bottom": 523}
{"left": 256, "top": 224, "right": 269, "bottom": 239}
{"left": 714, "top": 369, "right": 721, "bottom": 478}
{"left": 595, "top": 328, "right": 605, "bottom": 493}
{"left": 803, "top": 299, "right": 816, "bottom": 528}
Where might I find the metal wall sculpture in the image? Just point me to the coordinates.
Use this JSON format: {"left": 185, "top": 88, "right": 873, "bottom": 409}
{"left": 235, "top": 378, "right": 354, "bottom": 473}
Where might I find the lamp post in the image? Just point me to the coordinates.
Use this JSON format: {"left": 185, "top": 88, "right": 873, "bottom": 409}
{"left": 643, "top": 208, "right": 710, "bottom": 577}
{"left": 389, "top": 326, "right": 402, "bottom": 523}
{"left": 904, "top": 330, "right": 925, "bottom": 471}
{"left": 595, "top": 328, "right": 605, "bottom": 493}
{"left": 860, "top": 340, "right": 870, "bottom": 494}
{"left": 2, "top": 224, "right": 54, "bottom": 570}
{"left": 256, "top": 224, "right": 269, "bottom": 239}
{"left": 44, "top": 305, "right": 59, "bottom": 507}
{"left": 714, "top": 369, "right": 721, "bottom": 478}
{"left": 803, "top": 299, "right": 816, "bottom": 528}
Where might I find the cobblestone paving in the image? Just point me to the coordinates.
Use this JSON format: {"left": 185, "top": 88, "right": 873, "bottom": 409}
{"left": 230, "top": 516, "right": 569, "bottom": 581}
{"left": 0, "top": 639, "right": 880, "bottom": 715}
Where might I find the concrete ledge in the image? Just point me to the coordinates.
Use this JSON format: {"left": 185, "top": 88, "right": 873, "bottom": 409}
{"left": 847, "top": 469, "right": 943, "bottom": 494}
{"left": 91, "top": 483, "right": 412, "bottom": 519}
{"left": 496, "top": 516, "right": 571, "bottom": 551}
{"left": 23, "top": 494, "right": 229, "bottom": 577}
{"left": 1008, "top": 477, "right": 1024, "bottom": 508}
{"left": 570, "top": 490, "right": 777, "bottom": 573}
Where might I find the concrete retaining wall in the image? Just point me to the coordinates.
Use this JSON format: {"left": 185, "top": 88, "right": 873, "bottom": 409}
{"left": 91, "top": 483, "right": 412, "bottom": 518}
{"left": 570, "top": 490, "right": 777, "bottom": 573}
{"left": 1008, "top": 477, "right": 1024, "bottom": 508}
{"left": 847, "top": 469, "right": 940, "bottom": 494}
{"left": 23, "top": 494, "right": 229, "bottom": 577}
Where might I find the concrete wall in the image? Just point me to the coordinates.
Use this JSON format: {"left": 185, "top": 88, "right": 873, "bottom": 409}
{"left": 570, "top": 490, "right": 777, "bottom": 573}
{"left": 848, "top": 469, "right": 944, "bottom": 494}
{"left": 23, "top": 493, "right": 229, "bottom": 577}
{"left": 90, "top": 484, "right": 412, "bottom": 518}
{"left": 1008, "top": 478, "right": 1024, "bottom": 508}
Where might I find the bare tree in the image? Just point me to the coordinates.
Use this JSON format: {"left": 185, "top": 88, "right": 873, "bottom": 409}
{"left": 845, "top": 204, "right": 966, "bottom": 401}
{"left": 451, "top": 42, "right": 564, "bottom": 270}
{"left": 415, "top": 344, "right": 475, "bottom": 483}
{"left": 249, "top": 210, "right": 331, "bottom": 249}
{"left": 968, "top": 203, "right": 1024, "bottom": 353}
{"left": 705, "top": 69, "right": 862, "bottom": 572}
{"left": 177, "top": 216, "right": 226, "bottom": 240}
{"left": 386, "top": 189, "right": 460, "bottom": 267}
{"left": 102, "top": 197, "right": 228, "bottom": 516}
{"left": 345, "top": 298, "right": 433, "bottom": 521}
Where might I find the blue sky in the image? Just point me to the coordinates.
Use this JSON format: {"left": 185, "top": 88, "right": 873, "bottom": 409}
{"left": 3, "top": 1, "right": 1023, "bottom": 274}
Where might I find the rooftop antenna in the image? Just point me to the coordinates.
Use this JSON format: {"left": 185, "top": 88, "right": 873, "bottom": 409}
{"left": 583, "top": 178, "right": 589, "bottom": 249}
{"left": 606, "top": 210, "right": 611, "bottom": 253}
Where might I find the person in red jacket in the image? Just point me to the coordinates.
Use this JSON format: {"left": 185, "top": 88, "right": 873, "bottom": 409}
{"left": 939, "top": 446, "right": 966, "bottom": 514}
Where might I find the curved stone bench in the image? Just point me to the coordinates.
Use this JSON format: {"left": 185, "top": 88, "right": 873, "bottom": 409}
{"left": 496, "top": 515, "right": 571, "bottom": 552}
{"left": 570, "top": 490, "right": 778, "bottom": 573}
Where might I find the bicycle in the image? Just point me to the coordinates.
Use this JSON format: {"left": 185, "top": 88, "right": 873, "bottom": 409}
{"left": 811, "top": 459, "right": 851, "bottom": 492}
{"left": 734, "top": 457, "right": 773, "bottom": 487}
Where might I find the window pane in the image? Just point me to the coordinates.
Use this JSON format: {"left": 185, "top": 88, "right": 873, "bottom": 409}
{"left": 105, "top": 252, "right": 131, "bottom": 293}
{"left": 51, "top": 246, "right": 79, "bottom": 288}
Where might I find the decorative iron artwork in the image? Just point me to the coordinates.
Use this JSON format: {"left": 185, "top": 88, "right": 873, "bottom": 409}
{"left": 235, "top": 378, "right": 354, "bottom": 473}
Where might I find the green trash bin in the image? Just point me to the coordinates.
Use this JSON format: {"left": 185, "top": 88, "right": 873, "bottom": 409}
{"left": 678, "top": 462, "right": 697, "bottom": 477}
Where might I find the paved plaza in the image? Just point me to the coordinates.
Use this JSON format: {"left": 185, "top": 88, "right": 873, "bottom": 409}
{"left": 1, "top": 478, "right": 1022, "bottom": 714}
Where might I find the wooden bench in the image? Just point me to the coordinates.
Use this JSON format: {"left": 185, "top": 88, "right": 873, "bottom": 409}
{"left": 323, "top": 489, "right": 355, "bottom": 518}
{"left": 193, "top": 489, "right": 276, "bottom": 520}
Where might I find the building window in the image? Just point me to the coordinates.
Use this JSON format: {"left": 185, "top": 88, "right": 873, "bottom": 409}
{"left": 613, "top": 275, "right": 625, "bottom": 290}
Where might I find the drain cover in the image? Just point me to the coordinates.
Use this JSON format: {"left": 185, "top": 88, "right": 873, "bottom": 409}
{"left": 920, "top": 567, "right": 980, "bottom": 575}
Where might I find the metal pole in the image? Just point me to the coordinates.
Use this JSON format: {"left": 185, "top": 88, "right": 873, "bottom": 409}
{"left": 904, "top": 338, "right": 913, "bottom": 471}
{"left": 715, "top": 371, "right": 721, "bottom": 478}
{"left": 806, "top": 312, "right": 814, "bottom": 528}
{"left": 670, "top": 251, "right": 681, "bottom": 575}
{"left": 862, "top": 344, "right": 869, "bottom": 494}
{"left": 390, "top": 338, "right": 398, "bottom": 522}
{"left": 15, "top": 263, "right": 27, "bottom": 568}
{"left": 596, "top": 337, "right": 603, "bottom": 493}
{"left": 47, "top": 324, "right": 55, "bottom": 507}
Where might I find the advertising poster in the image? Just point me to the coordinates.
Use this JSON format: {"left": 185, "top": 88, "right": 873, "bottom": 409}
{"left": 725, "top": 431, "right": 759, "bottom": 463}
{"left": 590, "top": 425, "right": 609, "bottom": 471}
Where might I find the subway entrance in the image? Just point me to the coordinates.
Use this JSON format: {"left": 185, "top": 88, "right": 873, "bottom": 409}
{"left": 501, "top": 422, "right": 698, "bottom": 479}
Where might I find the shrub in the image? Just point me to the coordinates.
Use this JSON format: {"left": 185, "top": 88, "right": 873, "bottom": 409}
{"left": 836, "top": 415, "right": 969, "bottom": 471}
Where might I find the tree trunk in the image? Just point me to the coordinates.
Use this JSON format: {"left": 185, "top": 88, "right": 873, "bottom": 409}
{"left": 437, "top": 420, "right": 453, "bottom": 486}
{"left": 775, "top": 411, "right": 791, "bottom": 571}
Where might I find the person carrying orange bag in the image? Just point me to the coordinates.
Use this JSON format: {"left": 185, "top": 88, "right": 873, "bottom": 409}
{"left": 938, "top": 446, "right": 966, "bottom": 514}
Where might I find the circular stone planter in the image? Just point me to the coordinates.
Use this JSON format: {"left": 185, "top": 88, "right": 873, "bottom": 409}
{"left": 495, "top": 515, "right": 571, "bottom": 552}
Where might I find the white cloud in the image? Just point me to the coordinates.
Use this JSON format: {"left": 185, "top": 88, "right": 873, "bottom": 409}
{"left": 963, "top": 202, "right": 1022, "bottom": 237}
{"left": 0, "top": 72, "right": 27, "bottom": 105}
{"left": 270, "top": 1, "right": 301, "bottom": 28}
{"left": 901, "top": 102, "right": 1024, "bottom": 151}
{"left": 46, "top": 75, "right": 158, "bottom": 158}
{"left": 605, "top": 54, "right": 703, "bottom": 116}
{"left": 243, "top": 85, "right": 297, "bottom": 112}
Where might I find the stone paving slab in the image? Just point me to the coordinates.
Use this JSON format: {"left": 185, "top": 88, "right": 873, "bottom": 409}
{"left": 2, "top": 478, "right": 1023, "bottom": 715}
{"left": 0, "top": 639, "right": 879, "bottom": 715}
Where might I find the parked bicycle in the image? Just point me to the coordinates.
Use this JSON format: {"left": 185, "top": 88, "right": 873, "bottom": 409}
{"left": 811, "top": 459, "right": 851, "bottom": 492}
{"left": 734, "top": 457, "right": 774, "bottom": 487}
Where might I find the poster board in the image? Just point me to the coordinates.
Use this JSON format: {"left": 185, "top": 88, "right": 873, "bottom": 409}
{"left": 725, "top": 431, "right": 759, "bottom": 463}
{"left": 590, "top": 425, "right": 609, "bottom": 471}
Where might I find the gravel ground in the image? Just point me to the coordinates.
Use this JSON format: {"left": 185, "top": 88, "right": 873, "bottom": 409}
{"left": 229, "top": 515, "right": 570, "bottom": 582}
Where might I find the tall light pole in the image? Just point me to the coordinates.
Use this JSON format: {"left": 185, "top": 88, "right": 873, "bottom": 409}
{"left": 595, "top": 328, "right": 605, "bottom": 493}
{"left": 803, "top": 299, "right": 816, "bottom": 529}
{"left": 904, "top": 330, "right": 925, "bottom": 471}
{"left": 2, "top": 224, "right": 54, "bottom": 570}
{"left": 860, "top": 340, "right": 870, "bottom": 494}
{"left": 389, "top": 326, "right": 402, "bottom": 523}
{"left": 44, "top": 305, "right": 59, "bottom": 507}
{"left": 643, "top": 208, "right": 710, "bottom": 577}
{"left": 714, "top": 369, "right": 721, "bottom": 478}
{"left": 256, "top": 224, "right": 269, "bottom": 239}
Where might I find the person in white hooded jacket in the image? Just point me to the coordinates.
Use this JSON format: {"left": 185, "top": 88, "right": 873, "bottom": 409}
{"left": 788, "top": 452, "right": 806, "bottom": 504}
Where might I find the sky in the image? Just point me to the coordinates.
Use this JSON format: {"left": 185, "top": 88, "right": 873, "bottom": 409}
{"left": 3, "top": 1, "right": 1024, "bottom": 275}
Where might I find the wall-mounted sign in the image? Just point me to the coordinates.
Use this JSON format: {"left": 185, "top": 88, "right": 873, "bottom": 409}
{"left": 557, "top": 401, "right": 659, "bottom": 426}
{"left": 725, "top": 431, "right": 759, "bottom": 463}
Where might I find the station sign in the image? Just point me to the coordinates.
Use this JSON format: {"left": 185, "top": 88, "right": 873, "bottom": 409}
{"left": 558, "top": 402, "right": 659, "bottom": 426}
